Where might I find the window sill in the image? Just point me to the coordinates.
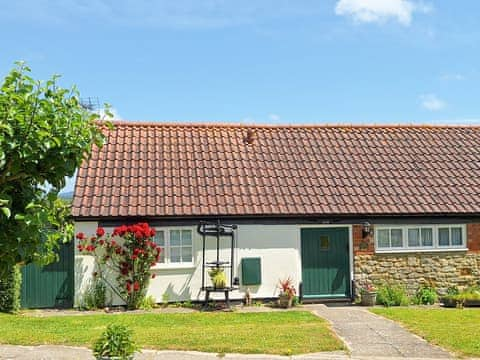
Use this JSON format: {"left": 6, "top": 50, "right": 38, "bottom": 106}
{"left": 375, "top": 248, "right": 468, "bottom": 254}
{"left": 150, "top": 263, "right": 195, "bottom": 271}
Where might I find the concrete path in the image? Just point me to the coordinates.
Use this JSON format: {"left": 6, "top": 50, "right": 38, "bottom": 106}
{"left": 0, "top": 345, "right": 349, "bottom": 360}
{"left": 310, "top": 304, "right": 452, "bottom": 359}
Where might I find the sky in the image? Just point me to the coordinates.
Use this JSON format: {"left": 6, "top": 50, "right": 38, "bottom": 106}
{"left": 1, "top": 0, "right": 479, "bottom": 191}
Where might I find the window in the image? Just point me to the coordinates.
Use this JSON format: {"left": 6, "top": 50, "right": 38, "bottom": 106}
{"left": 320, "top": 235, "right": 329, "bottom": 250}
{"left": 438, "top": 227, "right": 463, "bottom": 247}
{"left": 375, "top": 225, "right": 466, "bottom": 252}
{"left": 377, "top": 228, "right": 403, "bottom": 248}
{"left": 153, "top": 229, "right": 193, "bottom": 266}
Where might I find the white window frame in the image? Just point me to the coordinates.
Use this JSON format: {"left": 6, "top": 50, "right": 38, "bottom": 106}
{"left": 375, "top": 224, "right": 467, "bottom": 253}
{"left": 152, "top": 228, "right": 195, "bottom": 269}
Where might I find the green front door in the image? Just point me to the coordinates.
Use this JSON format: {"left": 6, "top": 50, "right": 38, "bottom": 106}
{"left": 301, "top": 227, "right": 350, "bottom": 298}
{"left": 21, "top": 241, "right": 74, "bottom": 308}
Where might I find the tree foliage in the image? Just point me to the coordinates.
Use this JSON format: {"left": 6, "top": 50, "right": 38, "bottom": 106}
{"left": 0, "top": 62, "right": 109, "bottom": 273}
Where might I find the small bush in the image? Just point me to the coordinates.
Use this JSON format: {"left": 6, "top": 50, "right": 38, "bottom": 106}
{"left": 0, "top": 265, "right": 21, "bottom": 313}
{"left": 138, "top": 295, "right": 157, "bottom": 310}
{"left": 376, "top": 283, "right": 409, "bottom": 307}
{"left": 446, "top": 286, "right": 459, "bottom": 296}
{"left": 414, "top": 285, "right": 438, "bottom": 305}
{"left": 81, "top": 279, "right": 107, "bottom": 310}
{"left": 93, "top": 324, "right": 138, "bottom": 359}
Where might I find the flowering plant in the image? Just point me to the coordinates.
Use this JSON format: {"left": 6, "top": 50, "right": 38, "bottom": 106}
{"left": 360, "top": 283, "right": 377, "bottom": 294}
{"left": 278, "top": 277, "right": 296, "bottom": 299}
{"left": 76, "top": 222, "right": 161, "bottom": 309}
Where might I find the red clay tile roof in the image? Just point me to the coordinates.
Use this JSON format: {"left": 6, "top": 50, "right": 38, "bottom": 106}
{"left": 72, "top": 122, "right": 480, "bottom": 218}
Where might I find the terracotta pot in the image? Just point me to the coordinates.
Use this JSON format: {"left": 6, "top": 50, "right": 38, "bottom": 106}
{"left": 361, "top": 291, "right": 377, "bottom": 306}
{"left": 278, "top": 294, "right": 293, "bottom": 308}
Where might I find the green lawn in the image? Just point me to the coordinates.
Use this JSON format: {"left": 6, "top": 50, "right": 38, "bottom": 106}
{"left": 371, "top": 307, "right": 480, "bottom": 357}
{"left": 0, "top": 311, "right": 343, "bottom": 355}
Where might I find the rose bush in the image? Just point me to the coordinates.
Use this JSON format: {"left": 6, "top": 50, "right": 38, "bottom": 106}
{"left": 77, "top": 222, "right": 161, "bottom": 309}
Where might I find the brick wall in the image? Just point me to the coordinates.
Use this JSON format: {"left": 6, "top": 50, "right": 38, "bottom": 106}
{"left": 467, "top": 223, "right": 480, "bottom": 252}
{"left": 352, "top": 224, "right": 374, "bottom": 255}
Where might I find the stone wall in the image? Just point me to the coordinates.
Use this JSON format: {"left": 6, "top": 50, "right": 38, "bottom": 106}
{"left": 353, "top": 223, "right": 480, "bottom": 296}
{"left": 354, "top": 252, "right": 480, "bottom": 295}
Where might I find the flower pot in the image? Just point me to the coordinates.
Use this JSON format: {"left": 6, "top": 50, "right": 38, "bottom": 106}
{"left": 361, "top": 291, "right": 377, "bottom": 306}
{"left": 98, "top": 356, "right": 134, "bottom": 360}
{"left": 440, "top": 297, "right": 457, "bottom": 308}
{"left": 278, "top": 294, "right": 293, "bottom": 308}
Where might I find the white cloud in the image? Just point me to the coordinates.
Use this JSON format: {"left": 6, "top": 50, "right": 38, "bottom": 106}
{"left": 440, "top": 73, "right": 465, "bottom": 81}
{"left": 334, "top": 0, "right": 431, "bottom": 26}
{"left": 420, "top": 94, "right": 446, "bottom": 111}
{"left": 268, "top": 113, "right": 281, "bottom": 122}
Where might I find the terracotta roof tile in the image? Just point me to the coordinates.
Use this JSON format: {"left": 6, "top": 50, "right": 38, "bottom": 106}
{"left": 72, "top": 122, "right": 480, "bottom": 218}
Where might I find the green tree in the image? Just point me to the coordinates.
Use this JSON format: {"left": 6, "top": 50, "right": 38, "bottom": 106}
{"left": 0, "top": 62, "right": 110, "bottom": 274}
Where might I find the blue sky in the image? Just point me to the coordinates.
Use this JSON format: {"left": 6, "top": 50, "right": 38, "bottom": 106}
{"left": 1, "top": 0, "right": 479, "bottom": 127}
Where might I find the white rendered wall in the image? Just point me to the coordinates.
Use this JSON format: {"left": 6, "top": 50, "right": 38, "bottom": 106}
{"left": 74, "top": 222, "right": 311, "bottom": 305}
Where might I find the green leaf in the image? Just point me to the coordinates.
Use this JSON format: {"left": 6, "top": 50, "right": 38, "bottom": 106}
{"left": 1, "top": 207, "right": 11, "bottom": 218}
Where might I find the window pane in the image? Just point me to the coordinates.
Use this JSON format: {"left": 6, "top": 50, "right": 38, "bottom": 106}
{"left": 391, "top": 229, "right": 403, "bottom": 247}
{"left": 408, "top": 228, "right": 420, "bottom": 247}
{"left": 181, "top": 247, "right": 192, "bottom": 262}
{"left": 421, "top": 228, "right": 433, "bottom": 246}
{"left": 170, "top": 230, "right": 181, "bottom": 246}
{"left": 154, "top": 231, "right": 165, "bottom": 246}
{"left": 170, "top": 247, "right": 181, "bottom": 263}
{"left": 438, "top": 228, "right": 450, "bottom": 246}
{"left": 181, "top": 230, "right": 192, "bottom": 246}
{"left": 377, "top": 229, "right": 390, "bottom": 248}
{"left": 451, "top": 227, "right": 463, "bottom": 246}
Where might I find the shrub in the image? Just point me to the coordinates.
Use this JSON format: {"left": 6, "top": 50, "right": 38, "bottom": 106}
{"left": 138, "top": 295, "right": 157, "bottom": 311}
{"left": 81, "top": 279, "right": 107, "bottom": 310}
{"left": 93, "top": 324, "right": 138, "bottom": 360}
{"left": 376, "top": 283, "right": 409, "bottom": 307}
{"left": 77, "top": 223, "right": 162, "bottom": 310}
{"left": 0, "top": 265, "right": 21, "bottom": 313}
{"left": 414, "top": 285, "right": 438, "bottom": 305}
{"left": 446, "top": 286, "right": 459, "bottom": 296}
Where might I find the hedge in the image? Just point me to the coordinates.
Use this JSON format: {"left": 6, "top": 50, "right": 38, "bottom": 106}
{"left": 0, "top": 265, "right": 21, "bottom": 313}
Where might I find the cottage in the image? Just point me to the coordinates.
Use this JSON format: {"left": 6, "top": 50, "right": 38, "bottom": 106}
{"left": 73, "top": 122, "right": 480, "bottom": 305}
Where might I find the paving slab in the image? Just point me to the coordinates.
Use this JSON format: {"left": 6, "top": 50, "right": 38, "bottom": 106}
{"left": 308, "top": 304, "right": 452, "bottom": 359}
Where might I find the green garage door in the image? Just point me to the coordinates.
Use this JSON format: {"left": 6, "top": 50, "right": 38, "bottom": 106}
{"left": 301, "top": 227, "right": 350, "bottom": 298}
{"left": 21, "top": 241, "right": 74, "bottom": 308}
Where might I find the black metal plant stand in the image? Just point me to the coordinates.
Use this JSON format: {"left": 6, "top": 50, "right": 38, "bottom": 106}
{"left": 197, "top": 220, "right": 237, "bottom": 308}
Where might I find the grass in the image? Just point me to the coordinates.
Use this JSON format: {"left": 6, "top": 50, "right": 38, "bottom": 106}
{"left": 371, "top": 307, "right": 480, "bottom": 357}
{"left": 0, "top": 311, "right": 343, "bottom": 355}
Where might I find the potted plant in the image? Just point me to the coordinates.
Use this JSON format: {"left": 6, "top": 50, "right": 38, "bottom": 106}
{"left": 360, "top": 283, "right": 377, "bottom": 306}
{"left": 93, "top": 324, "right": 138, "bottom": 360}
{"left": 208, "top": 267, "right": 227, "bottom": 289}
{"left": 278, "top": 277, "right": 296, "bottom": 308}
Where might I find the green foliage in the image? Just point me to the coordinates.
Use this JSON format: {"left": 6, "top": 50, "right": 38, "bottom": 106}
{"left": 138, "top": 295, "right": 157, "bottom": 311}
{"left": 442, "top": 286, "right": 480, "bottom": 307}
{"left": 81, "top": 279, "right": 107, "bottom": 310}
{"left": 292, "top": 296, "right": 302, "bottom": 306}
{"left": 414, "top": 285, "right": 438, "bottom": 305}
{"left": 376, "top": 283, "right": 410, "bottom": 307}
{"left": 93, "top": 324, "right": 138, "bottom": 359}
{"left": 161, "top": 292, "right": 170, "bottom": 305}
{"left": 208, "top": 268, "right": 226, "bottom": 288}
{"left": 446, "top": 286, "right": 459, "bottom": 296}
{"left": 0, "top": 61, "right": 110, "bottom": 273}
{"left": 0, "top": 265, "right": 21, "bottom": 313}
